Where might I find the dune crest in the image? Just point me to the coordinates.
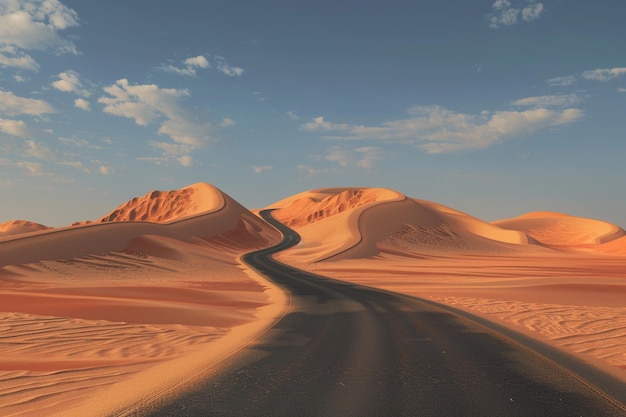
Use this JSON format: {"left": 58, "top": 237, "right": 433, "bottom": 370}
{"left": 494, "top": 211, "right": 625, "bottom": 246}
{"left": 78, "top": 182, "right": 223, "bottom": 225}
{"left": 0, "top": 220, "right": 52, "bottom": 237}
{"left": 272, "top": 187, "right": 398, "bottom": 227}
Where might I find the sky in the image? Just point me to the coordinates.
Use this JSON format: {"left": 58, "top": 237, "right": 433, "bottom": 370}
{"left": 1, "top": 0, "right": 625, "bottom": 227}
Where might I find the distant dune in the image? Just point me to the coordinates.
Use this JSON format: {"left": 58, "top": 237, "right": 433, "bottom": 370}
{"left": 0, "top": 219, "right": 52, "bottom": 237}
{"left": 494, "top": 211, "right": 626, "bottom": 246}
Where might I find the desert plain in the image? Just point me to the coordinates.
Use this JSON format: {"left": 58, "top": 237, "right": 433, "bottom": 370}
{"left": 1, "top": 182, "right": 625, "bottom": 416}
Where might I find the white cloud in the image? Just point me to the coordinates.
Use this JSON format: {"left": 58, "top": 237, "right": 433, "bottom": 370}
{"left": 512, "top": 94, "right": 581, "bottom": 108}
{"left": 0, "top": 45, "right": 39, "bottom": 71}
{"left": 325, "top": 146, "right": 384, "bottom": 169}
{"left": 13, "top": 74, "right": 28, "bottom": 82}
{"left": 160, "top": 54, "right": 243, "bottom": 77}
{"left": 184, "top": 55, "right": 209, "bottom": 68}
{"left": 52, "top": 71, "right": 91, "bottom": 96}
{"left": 98, "top": 79, "right": 214, "bottom": 154}
{"left": 488, "top": 0, "right": 544, "bottom": 29}
{"left": 220, "top": 117, "right": 235, "bottom": 128}
{"left": 302, "top": 104, "right": 583, "bottom": 154}
{"left": 582, "top": 67, "right": 626, "bottom": 82}
{"left": 0, "top": 118, "right": 31, "bottom": 137}
{"left": 547, "top": 75, "right": 577, "bottom": 86}
{"left": 99, "top": 165, "right": 112, "bottom": 175}
{"left": 15, "top": 161, "right": 42, "bottom": 175}
{"left": 177, "top": 155, "right": 193, "bottom": 167}
{"left": 297, "top": 164, "right": 338, "bottom": 178}
{"left": 214, "top": 55, "right": 244, "bottom": 76}
{"left": 160, "top": 55, "right": 210, "bottom": 76}
{"left": 618, "top": 88, "right": 626, "bottom": 93}
{"left": 0, "top": 90, "right": 54, "bottom": 116}
{"left": 23, "top": 140, "right": 53, "bottom": 159}
{"left": 0, "top": 0, "right": 79, "bottom": 70}
{"left": 252, "top": 165, "right": 273, "bottom": 174}
{"left": 74, "top": 98, "right": 90, "bottom": 111}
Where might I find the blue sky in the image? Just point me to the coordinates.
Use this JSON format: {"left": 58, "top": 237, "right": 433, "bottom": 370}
{"left": 1, "top": 0, "right": 625, "bottom": 227}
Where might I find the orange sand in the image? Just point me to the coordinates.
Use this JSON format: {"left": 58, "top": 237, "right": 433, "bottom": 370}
{"left": 272, "top": 187, "right": 626, "bottom": 381}
{"left": 0, "top": 183, "right": 286, "bottom": 417}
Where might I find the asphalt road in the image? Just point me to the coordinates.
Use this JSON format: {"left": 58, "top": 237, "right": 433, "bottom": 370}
{"left": 147, "top": 210, "right": 626, "bottom": 417}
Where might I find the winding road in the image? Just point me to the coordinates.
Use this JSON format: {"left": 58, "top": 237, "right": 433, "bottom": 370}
{"left": 148, "top": 210, "right": 626, "bottom": 416}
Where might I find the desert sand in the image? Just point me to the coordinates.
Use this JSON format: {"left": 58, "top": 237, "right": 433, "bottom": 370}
{"left": 3, "top": 183, "right": 626, "bottom": 415}
{"left": 0, "top": 183, "right": 286, "bottom": 417}
{"left": 271, "top": 187, "right": 626, "bottom": 380}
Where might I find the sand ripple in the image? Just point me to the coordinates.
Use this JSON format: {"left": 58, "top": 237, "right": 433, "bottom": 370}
{"left": 431, "top": 297, "right": 626, "bottom": 367}
{"left": 0, "top": 312, "right": 225, "bottom": 416}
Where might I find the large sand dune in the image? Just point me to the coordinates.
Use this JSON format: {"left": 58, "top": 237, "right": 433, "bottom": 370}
{"left": 0, "top": 183, "right": 284, "bottom": 417}
{"left": 271, "top": 187, "right": 626, "bottom": 382}
{"left": 271, "top": 187, "right": 538, "bottom": 263}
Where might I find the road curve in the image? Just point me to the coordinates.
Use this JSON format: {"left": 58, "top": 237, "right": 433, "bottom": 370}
{"left": 148, "top": 210, "right": 626, "bottom": 417}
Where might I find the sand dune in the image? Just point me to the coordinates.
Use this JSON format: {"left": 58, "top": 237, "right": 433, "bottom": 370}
{"left": 0, "top": 220, "right": 51, "bottom": 237}
{"left": 271, "top": 187, "right": 538, "bottom": 263}
{"left": 494, "top": 211, "right": 626, "bottom": 246}
{"left": 0, "top": 183, "right": 285, "bottom": 416}
{"left": 3, "top": 182, "right": 626, "bottom": 414}
{"left": 272, "top": 187, "right": 626, "bottom": 382}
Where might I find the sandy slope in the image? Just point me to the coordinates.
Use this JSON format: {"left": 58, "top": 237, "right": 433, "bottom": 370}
{"left": 0, "top": 183, "right": 284, "bottom": 417}
{"left": 272, "top": 187, "right": 626, "bottom": 381}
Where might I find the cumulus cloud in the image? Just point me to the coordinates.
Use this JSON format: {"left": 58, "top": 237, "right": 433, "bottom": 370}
{"left": 52, "top": 71, "right": 91, "bottom": 96}
{"left": 74, "top": 98, "right": 90, "bottom": 111}
{"left": 252, "top": 165, "right": 273, "bottom": 174}
{"left": 582, "top": 67, "right": 626, "bottom": 82}
{"left": 0, "top": 117, "right": 31, "bottom": 137}
{"left": 0, "top": 0, "right": 79, "bottom": 70}
{"left": 619, "top": 88, "right": 626, "bottom": 93}
{"left": 488, "top": 0, "right": 544, "bottom": 29}
{"left": 160, "top": 54, "right": 243, "bottom": 77}
{"left": 0, "top": 46, "right": 39, "bottom": 71}
{"left": 0, "top": 90, "right": 54, "bottom": 116}
{"left": 302, "top": 103, "right": 583, "bottom": 154}
{"left": 98, "top": 79, "right": 216, "bottom": 166}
